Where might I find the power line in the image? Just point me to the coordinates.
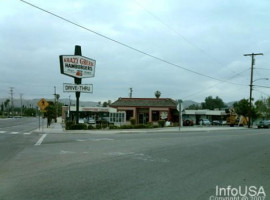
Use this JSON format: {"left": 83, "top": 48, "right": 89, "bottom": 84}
{"left": 182, "top": 68, "right": 250, "bottom": 100}
{"left": 134, "top": 0, "right": 225, "bottom": 67}
{"left": 20, "top": 0, "right": 245, "bottom": 86}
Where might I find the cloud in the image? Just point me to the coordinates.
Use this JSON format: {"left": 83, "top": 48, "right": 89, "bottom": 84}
{"left": 0, "top": 0, "right": 270, "bottom": 103}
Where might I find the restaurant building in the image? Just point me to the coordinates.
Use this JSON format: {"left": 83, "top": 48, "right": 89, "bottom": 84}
{"left": 110, "top": 98, "right": 178, "bottom": 124}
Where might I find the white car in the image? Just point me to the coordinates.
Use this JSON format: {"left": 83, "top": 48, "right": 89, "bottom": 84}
{"left": 200, "top": 119, "right": 211, "bottom": 126}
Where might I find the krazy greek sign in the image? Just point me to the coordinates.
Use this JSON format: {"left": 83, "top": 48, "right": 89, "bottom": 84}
{"left": 59, "top": 55, "right": 96, "bottom": 78}
{"left": 63, "top": 83, "right": 93, "bottom": 93}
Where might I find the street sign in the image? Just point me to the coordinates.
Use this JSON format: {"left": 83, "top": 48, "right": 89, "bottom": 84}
{"left": 63, "top": 83, "right": 93, "bottom": 93}
{"left": 59, "top": 55, "right": 96, "bottom": 78}
{"left": 37, "top": 98, "right": 49, "bottom": 111}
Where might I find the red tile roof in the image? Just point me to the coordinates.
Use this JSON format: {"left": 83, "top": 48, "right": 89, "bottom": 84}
{"left": 111, "top": 98, "right": 177, "bottom": 108}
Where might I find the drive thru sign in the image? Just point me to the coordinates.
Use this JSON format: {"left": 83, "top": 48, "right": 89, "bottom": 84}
{"left": 63, "top": 83, "right": 93, "bottom": 93}
{"left": 59, "top": 55, "right": 96, "bottom": 78}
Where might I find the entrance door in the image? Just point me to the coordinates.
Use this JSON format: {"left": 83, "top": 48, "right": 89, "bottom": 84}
{"left": 138, "top": 113, "right": 149, "bottom": 124}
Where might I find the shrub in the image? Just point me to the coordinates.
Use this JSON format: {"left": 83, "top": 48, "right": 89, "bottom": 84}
{"left": 65, "top": 121, "right": 75, "bottom": 130}
{"left": 68, "top": 123, "right": 88, "bottom": 130}
{"left": 120, "top": 125, "right": 133, "bottom": 129}
{"left": 158, "top": 120, "right": 166, "bottom": 127}
{"left": 109, "top": 124, "right": 118, "bottom": 129}
{"left": 88, "top": 125, "right": 95, "bottom": 130}
{"left": 130, "top": 118, "right": 136, "bottom": 125}
{"left": 134, "top": 124, "right": 148, "bottom": 129}
{"left": 96, "top": 124, "right": 102, "bottom": 129}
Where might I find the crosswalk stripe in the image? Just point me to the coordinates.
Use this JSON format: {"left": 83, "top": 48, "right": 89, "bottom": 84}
{"left": 0, "top": 131, "right": 32, "bottom": 135}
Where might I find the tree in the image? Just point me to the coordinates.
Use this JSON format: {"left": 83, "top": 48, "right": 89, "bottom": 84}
{"left": 233, "top": 99, "right": 249, "bottom": 117}
{"left": 255, "top": 97, "right": 270, "bottom": 119}
{"left": 4, "top": 99, "right": 10, "bottom": 110}
{"left": 233, "top": 99, "right": 258, "bottom": 120}
{"left": 186, "top": 104, "right": 201, "bottom": 110}
{"left": 201, "top": 96, "right": 226, "bottom": 110}
{"left": 103, "top": 100, "right": 112, "bottom": 107}
{"left": 155, "top": 91, "right": 161, "bottom": 98}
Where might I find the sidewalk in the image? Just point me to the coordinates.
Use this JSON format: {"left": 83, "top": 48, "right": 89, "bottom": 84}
{"left": 33, "top": 118, "right": 249, "bottom": 134}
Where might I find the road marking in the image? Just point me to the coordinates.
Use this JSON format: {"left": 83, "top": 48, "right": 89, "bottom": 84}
{"left": 23, "top": 132, "right": 31, "bottom": 135}
{"left": 10, "top": 132, "right": 19, "bottom": 134}
{"left": 0, "top": 131, "right": 7, "bottom": 134}
{"left": 35, "top": 134, "right": 47, "bottom": 146}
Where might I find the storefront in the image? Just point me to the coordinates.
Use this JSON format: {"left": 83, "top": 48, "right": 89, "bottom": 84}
{"left": 110, "top": 98, "right": 178, "bottom": 124}
{"left": 62, "top": 106, "right": 126, "bottom": 125}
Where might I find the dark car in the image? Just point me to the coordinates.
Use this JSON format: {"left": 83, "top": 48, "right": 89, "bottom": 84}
{"left": 257, "top": 120, "right": 270, "bottom": 128}
{"left": 212, "top": 120, "right": 221, "bottom": 125}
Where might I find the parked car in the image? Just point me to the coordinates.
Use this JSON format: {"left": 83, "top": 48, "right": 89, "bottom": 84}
{"left": 88, "top": 117, "right": 96, "bottom": 124}
{"left": 78, "top": 118, "right": 85, "bottom": 124}
{"left": 183, "top": 119, "right": 194, "bottom": 126}
{"left": 199, "top": 119, "right": 211, "bottom": 126}
{"left": 212, "top": 120, "right": 221, "bottom": 125}
{"left": 257, "top": 120, "right": 270, "bottom": 128}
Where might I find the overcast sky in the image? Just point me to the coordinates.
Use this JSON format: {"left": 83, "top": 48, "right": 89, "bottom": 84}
{"left": 1, "top": 0, "right": 270, "bottom": 104}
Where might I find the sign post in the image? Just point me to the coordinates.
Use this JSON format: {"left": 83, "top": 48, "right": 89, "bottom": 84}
{"left": 177, "top": 99, "right": 183, "bottom": 132}
{"left": 59, "top": 45, "right": 96, "bottom": 124}
{"left": 37, "top": 98, "right": 49, "bottom": 133}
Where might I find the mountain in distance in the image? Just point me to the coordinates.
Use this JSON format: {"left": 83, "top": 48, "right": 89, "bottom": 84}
{"left": 0, "top": 98, "right": 236, "bottom": 109}
{"left": 0, "top": 98, "right": 99, "bottom": 108}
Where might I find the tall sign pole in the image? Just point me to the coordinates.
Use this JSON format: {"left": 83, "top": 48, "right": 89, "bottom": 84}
{"left": 60, "top": 45, "right": 96, "bottom": 124}
{"left": 244, "top": 53, "right": 263, "bottom": 128}
{"left": 74, "top": 45, "right": 82, "bottom": 124}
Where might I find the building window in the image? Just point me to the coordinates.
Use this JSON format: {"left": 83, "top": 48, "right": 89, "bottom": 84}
{"left": 152, "top": 111, "right": 160, "bottom": 121}
{"left": 126, "top": 110, "right": 133, "bottom": 121}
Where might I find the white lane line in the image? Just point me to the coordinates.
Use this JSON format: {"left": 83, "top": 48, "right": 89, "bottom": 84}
{"left": 0, "top": 131, "right": 7, "bottom": 134}
{"left": 10, "top": 132, "right": 19, "bottom": 134}
{"left": 35, "top": 134, "right": 47, "bottom": 146}
{"left": 23, "top": 132, "right": 31, "bottom": 135}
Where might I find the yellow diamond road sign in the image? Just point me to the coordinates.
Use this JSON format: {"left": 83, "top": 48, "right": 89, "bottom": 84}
{"left": 38, "top": 98, "right": 49, "bottom": 111}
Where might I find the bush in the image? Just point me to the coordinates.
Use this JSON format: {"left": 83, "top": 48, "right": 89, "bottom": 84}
{"left": 158, "top": 120, "right": 166, "bottom": 127}
{"left": 130, "top": 118, "right": 136, "bottom": 125}
{"left": 109, "top": 124, "right": 118, "bottom": 129}
{"left": 134, "top": 124, "right": 148, "bottom": 129}
{"left": 68, "top": 123, "right": 88, "bottom": 130}
{"left": 96, "top": 124, "right": 102, "bottom": 129}
{"left": 120, "top": 125, "right": 133, "bottom": 129}
{"left": 65, "top": 121, "right": 75, "bottom": 130}
{"left": 88, "top": 125, "right": 95, "bottom": 130}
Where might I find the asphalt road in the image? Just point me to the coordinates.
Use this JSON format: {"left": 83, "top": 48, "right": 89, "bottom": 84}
{"left": 0, "top": 127, "right": 270, "bottom": 200}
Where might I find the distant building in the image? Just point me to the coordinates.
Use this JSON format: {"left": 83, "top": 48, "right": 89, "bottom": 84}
{"left": 110, "top": 98, "right": 178, "bottom": 124}
{"left": 183, "top": 109, "right": 227, "bottom": 125}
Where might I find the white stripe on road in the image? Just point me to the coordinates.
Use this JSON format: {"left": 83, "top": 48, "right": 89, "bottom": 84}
{"left": 35, "top": 134, "right": 47, "bottom": 146}
{"left": 0, "top": 131, "right": 7, "bottom": 134}
{"left": 10, "top": 132, "right": 19, "bottom": 134}
{"left": 23, "top": 132, "right": 31, "bottom": 135}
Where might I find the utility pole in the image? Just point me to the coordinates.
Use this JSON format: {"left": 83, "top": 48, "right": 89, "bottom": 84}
{"left": 20, "top": 93, "right": 23, "bottom": 117}
{"left": 129, "top": 88, "right": 133, "bottom": 98}
{"left": 244, "top": 53, "right": 263, "bottom": 128}
{"left": 10, "top": 87, "right": 14, "bottom": 117}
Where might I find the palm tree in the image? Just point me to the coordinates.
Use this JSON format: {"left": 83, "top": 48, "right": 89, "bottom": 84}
{"left": 155, "top": 91, "right": 161, "bottom": 98}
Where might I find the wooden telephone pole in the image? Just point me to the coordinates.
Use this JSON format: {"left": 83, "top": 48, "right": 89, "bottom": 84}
{"left": 244, "top": 53, "right": 263, "bottom": 128}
